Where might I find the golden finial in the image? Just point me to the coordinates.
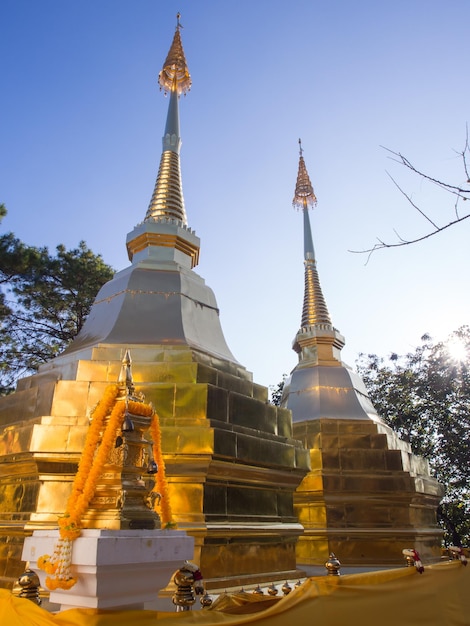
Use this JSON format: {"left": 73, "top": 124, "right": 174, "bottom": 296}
{"left": 119, "top": 349, "right": 135, "bottom": 396}
{"left": 17, "top": 569, "right": 41, "bottom": 605}
{"left": 158, "top": 13, "right": 191, "bottom": 95}
{"left": 325, "top": 553, "right": 341, "bottom": 576}
{"left": 293, "top": 139, "right": 317, "bottom": 210}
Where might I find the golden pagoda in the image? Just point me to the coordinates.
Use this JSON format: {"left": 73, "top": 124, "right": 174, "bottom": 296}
{"left": 0, "top": 17, "right": 309, "bottom": 590}
{"left": 282, "top": 141, "right": 444, "bottom": 566}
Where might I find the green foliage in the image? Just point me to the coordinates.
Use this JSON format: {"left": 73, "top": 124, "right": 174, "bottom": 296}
{"left": 269, "top": 374, "right": 286, "bottom": 406}
{"left": 0, "top": 207, "right": 114, "bottom": 393}
{"left": 356, "top": 328, "right": 470, "bottom": 546}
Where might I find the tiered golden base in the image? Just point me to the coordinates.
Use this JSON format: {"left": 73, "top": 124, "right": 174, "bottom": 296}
{"left": 0, "top": 344, "right": 309, "bottom": 589}
{"left": 293, "top": 418, "right": 444, "bottom": 566}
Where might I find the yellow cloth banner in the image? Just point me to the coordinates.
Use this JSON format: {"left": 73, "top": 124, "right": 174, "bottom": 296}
{"left": 1, "top": 561, "right": 468, "bottom": 626}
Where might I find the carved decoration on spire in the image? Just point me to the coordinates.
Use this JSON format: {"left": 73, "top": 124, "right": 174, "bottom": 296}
{"left": 293, "top": 139, "right": 317, "bottom": 210}
{"left": 158, "top": 13, "right": 192, "bottom": 96}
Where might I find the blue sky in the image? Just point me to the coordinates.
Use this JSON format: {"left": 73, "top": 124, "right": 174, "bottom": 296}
{"left": 1, "top": 0, "right": 469, "bottom": 389}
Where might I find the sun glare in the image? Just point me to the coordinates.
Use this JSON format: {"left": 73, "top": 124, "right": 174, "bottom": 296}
{"left": 446, "top": 337, "right": 467, "bottom": 362}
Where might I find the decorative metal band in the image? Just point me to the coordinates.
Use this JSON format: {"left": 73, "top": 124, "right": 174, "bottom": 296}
{"left": 295, "top": 332, "right": 344, "bottom": 351}
{"left": 127, "top": 232, "right": 199, "bottom": 268}
{"left": 146, "top": 151, "right": 187, "bottom": 224}
{"left": 92, "top": 288, "right": 220, "bottom": 313}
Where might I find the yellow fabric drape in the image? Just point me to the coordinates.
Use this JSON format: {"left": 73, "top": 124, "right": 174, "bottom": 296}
{"left": 1, "top": 561, "right": 468, "bottom": 626}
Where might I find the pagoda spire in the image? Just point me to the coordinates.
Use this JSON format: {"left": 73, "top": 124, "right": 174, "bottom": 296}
{"left": 292, "top": 141, "right": 344, "bottom": 362}
{"left": 126, "top": 14, "right": 199, "bottom": 268}
{"left": 145, "top": 13, "right": 191, "bottom": 224}
{"left": 293, "top": 140, "right": 332, "bottom": 329}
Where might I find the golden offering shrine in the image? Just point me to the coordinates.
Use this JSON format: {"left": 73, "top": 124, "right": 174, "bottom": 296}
{"left": 281, "top": 142, "right": 444, "bottom": 566}
{"left": 0, "top": 18, "right": 309, "bottom": 590}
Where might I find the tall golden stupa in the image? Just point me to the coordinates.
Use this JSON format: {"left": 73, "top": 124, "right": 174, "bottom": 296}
{"left": 0, "top": 18, "right": 310, "bottom": 590}
{"left": 282, "top": 142, "right": 444, "bottom": 566}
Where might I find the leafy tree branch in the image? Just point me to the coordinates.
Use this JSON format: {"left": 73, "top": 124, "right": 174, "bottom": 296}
{"left": 0, "top": 207, "right": 114, "bottom": 394}
{"left": 356, "top": 327, "right": 470, "bottom": 545}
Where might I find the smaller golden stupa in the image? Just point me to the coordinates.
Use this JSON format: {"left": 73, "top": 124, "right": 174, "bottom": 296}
{"left": 282, "top": 141, "right": 444, "bottom": 566}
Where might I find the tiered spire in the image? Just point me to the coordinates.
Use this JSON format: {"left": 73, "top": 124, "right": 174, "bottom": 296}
{"left": 126, "top": 14, "right": 200, "bottom": 268}
{"left": 145, "top": 14, "right": 191, "bottom": 224}
{"left": 293, "top": 141, "right": 332, "bottom": 329}
{"left": 292, "top": 141, "right": 344, "bottom": 362}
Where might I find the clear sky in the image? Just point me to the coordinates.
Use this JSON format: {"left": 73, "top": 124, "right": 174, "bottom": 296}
{"left": 1, "top": 0, "right": 469, "bottom": 389}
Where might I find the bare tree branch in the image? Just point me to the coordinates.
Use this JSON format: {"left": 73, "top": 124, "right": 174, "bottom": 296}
{"left": 352, "top": 213, "right": 470, "bottom": 264}
{"left": 460, "top": 125, "right": 470, "bottom": 182}
{"left": 350, "top": 130, "right": 470, "bottom": 260}
{"left": 386, "top": 171, "right": 439, "bottom": 229}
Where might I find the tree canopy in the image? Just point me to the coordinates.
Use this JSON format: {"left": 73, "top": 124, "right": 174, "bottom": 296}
{"left": 271, "top": 328, "right": 470, "bottom": 545}
{"left": 356, "top": 327, "right": 470, "bottom": 546}
{"left": 269, "top": 375, "right": 287, "bottom": 406}
{"left": 0, "top": 206, "right": 114, "bottom": 393}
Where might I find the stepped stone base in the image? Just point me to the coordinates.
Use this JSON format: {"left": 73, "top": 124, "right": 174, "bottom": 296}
{"left": 293, "top": 418, "right": 444, "bottom": 566}
{"left": 0, "top": 344, "right": 309, "bottom": 589}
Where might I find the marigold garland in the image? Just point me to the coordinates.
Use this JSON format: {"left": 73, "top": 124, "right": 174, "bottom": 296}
{"left": 37, "top": 384, "right": 175, "bottom": 591}
{"left": 128, "top": 399, "right": 153, "bottom": 418}
{"left": 150, "top": 411, "right": 174, "bottom": 527}
{"left": 67, "top": 385, "right": 120, "bottom": 510}
{"left": 38, "top": 384, "right": 124, "bottom": 590}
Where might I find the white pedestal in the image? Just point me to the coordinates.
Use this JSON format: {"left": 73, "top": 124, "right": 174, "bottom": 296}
{"left": 22, "top": 529, "right": 194, "bottom": 611}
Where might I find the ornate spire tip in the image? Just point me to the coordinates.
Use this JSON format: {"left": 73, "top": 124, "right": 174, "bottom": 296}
{"left": 159, "top": 14, "right": 191, "bottom": 96}
{"left": 293, "top": 141, "right": 317, "bottom": 210}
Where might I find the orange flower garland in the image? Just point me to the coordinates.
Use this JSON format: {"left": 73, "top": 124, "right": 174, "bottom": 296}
{"left": 127, "top": 399, "right": 153, "bottom": 418}
{"left": 63, "top": 397, "right": 126, "bottom": 533}
{"left": 150, "top": 412, "right": 174, "bottom": 527}
{"left": 66, "top": 385, "right": 120, "bottom": 513}
{"left": 37, "top": 384, "right": 175, "bottom": 590}
{"left": 38, "top": 384, "right": 125, "bottom": 590}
